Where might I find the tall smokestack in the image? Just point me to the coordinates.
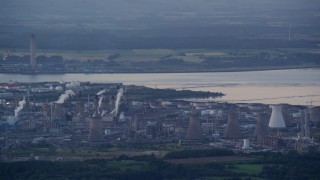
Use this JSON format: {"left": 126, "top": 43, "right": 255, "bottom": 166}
{"left": 224, "top": 112, "right": 242, "bottom": 139}
{"left": 73, "top": 92, "right": 84, "bottom": 121}
{"left": 280, "top": 104, "right": 292, "bottom": 127}
{"left": 30, "top": 34, "right": 36, "bottom": 70}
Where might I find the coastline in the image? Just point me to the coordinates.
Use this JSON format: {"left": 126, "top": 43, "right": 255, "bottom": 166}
{"left": 0, "top": 65, "right": 319, "bottom": 75}
{"left": 0, "top": 67, "right": 319, "bottom": 106}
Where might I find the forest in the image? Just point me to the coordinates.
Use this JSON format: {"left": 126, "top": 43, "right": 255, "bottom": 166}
{"left": 1, "top": 151, "right": 320, "bottom": 180}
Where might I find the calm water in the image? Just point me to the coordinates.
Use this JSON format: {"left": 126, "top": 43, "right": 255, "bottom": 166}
{"left": 1, "top": 69, "right": 320, "bottom": 105}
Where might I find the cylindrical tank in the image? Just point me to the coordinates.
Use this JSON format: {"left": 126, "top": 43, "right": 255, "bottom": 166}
{"left": 292, "top": 111, "right": 302, "bottom": 118}
{"left": 242, "top": 139, "right": 250, "bottom": 149}
{"left": 55, "top": 86, "right": 63, "bottom": 91}
{"left": 104, "top": 129, "right": 111, "bottom": 135}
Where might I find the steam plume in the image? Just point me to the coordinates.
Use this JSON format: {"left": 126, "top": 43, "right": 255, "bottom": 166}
{"left": 7, "top": 116, "right": 17, "bottom": 125}
{"left": 56, "top": 90, "right": 75, "bottom": 104}
{"left": 111, "top": 88, "right": 123, "bottom": 115}
{"left": 66, "top": 81, "right": 80, "bottom": 89}
{"left": 97, "top": 89, "right": 107, "bottom": 114}
{"left": 96, "top": 89, "right": 107, "bottom": 96}
{"left": 7, "top": 98, "right": 26, "bottom": 125}
{"left": 15, "top": 98, "right": 26, "bottom": 117}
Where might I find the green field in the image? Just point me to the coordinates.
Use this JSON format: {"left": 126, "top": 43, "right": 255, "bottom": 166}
{"left": 232, "top": 164, "right": 264, "bottom": 175}
{"left": 2, "top": 48, "right": 317, "bottom": 61}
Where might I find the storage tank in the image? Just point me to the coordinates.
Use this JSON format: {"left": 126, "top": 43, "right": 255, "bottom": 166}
{"left": 242, "top": 139, "right": 250, "bottom": 149}
{"left": 55, "top": 86, "right": 63, "bottom": 91}
{"left": 104, "top": 129, "right": 111, "bottom": 135}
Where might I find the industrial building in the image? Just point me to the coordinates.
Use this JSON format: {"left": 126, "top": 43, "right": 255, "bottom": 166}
{"left": 0, "top": 81, "right": 319, "bottom": 159}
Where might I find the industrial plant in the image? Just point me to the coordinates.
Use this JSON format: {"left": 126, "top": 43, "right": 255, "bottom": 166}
{"left": 0, "top": 81, "right": 320, "bottom": 161}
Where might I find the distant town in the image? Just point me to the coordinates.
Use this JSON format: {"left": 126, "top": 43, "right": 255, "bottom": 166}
{"left": 1, "top": 34, "right": 320, "bottom": 74}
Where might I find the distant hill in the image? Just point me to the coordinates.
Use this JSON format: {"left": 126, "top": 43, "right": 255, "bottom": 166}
{"left": 0, "top": 0, "right": 319, "bottom": 50}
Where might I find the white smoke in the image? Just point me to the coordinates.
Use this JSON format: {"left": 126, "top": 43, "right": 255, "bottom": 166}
{"left": 7, "top": 116, "right": 18, "bottom": 125}
{"left": 96, "top": 89, "right": 107, "bottom": 114}
{"left": 110, "top": 88, "right": 123, "bottom": 115}
{"left": 101, "top": 110, "right": 107, "bottom": 117}
{"left": 66, "top": 81, "right": 80, "bottom": 90}
{"left": 56, "top": 90, "right": 76, "bottom": 104}
{"left": 7, "top": 98, "right": 26, "bottom": 125}
{"left": 98, "top": 96, "right": 103, "bottom": 114}
{"left": 15, "top": 99, "right": 26, "bottom": 117}
{"left": 96, "top": 89, "right": 107, "bottom": 96}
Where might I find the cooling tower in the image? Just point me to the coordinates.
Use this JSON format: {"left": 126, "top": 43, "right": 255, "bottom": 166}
{"left": 268, "top": 105, "right": 286, "bottom": 129}
{"left": 310, "top": 106, "right": 320, "bottom": 122}
{"left": 88, "top": 117, "right": 104, "bottom": 142}
{"left": 186, "top": 115, "right": 204, "bottom": 140}
{"left": 224, "top": 112, "right": 242, "bottom": 139}
{"left": 53, "top": 103, "right": 65, "bottom": 120}
{"left": 254, "top": 113, "right": 269, "bottom": 137}
{"left": 88, "top": 96, "right": 104, "bottom": 142}
{"left": 280, "top": 104, "right": 292, "bottom": 127}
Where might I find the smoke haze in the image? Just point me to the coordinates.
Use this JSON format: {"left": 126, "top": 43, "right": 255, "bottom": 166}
{"left": 56, "top": 90, "right": 76, "bottom": 104}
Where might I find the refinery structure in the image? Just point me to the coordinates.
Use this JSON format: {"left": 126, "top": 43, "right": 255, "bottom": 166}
{"left": 1, "top": 81, "right": 320, "bottom": 161}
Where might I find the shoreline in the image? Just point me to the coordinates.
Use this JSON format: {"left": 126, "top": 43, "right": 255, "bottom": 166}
{"left": 0, "top": 65, "right": 319, "bottom": 75}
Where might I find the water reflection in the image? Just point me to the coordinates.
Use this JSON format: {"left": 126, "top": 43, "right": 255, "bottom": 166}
{"left": 0, "top": 69, "right": 319, "bottom": 105}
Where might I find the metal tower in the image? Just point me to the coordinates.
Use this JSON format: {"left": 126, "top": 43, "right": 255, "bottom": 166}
{"left": 30, "top": 34, "right": 36, "bottom": 70}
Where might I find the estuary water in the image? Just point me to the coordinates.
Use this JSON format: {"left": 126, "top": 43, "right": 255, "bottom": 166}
{"left": 0, "top": 69, "right": 320, "bottom": 106}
